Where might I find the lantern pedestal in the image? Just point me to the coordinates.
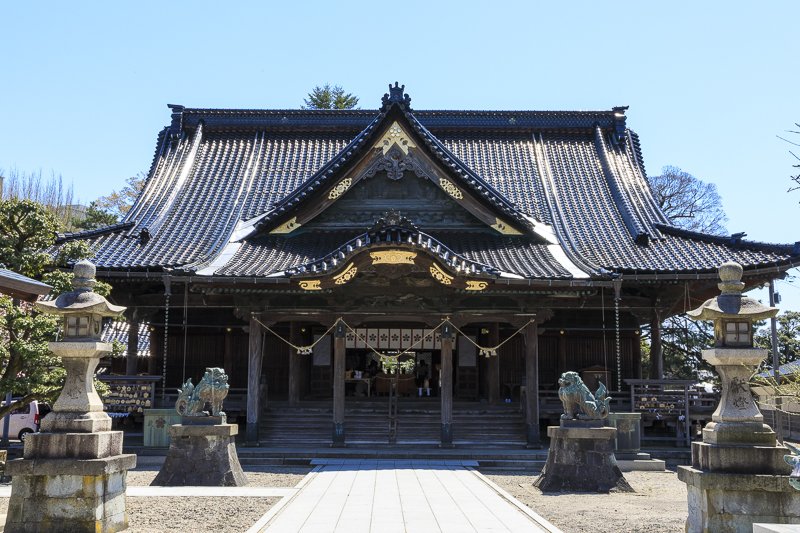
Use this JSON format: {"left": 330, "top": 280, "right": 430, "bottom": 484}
{"left": 4, "top": 261, "right": 134, "bottom": 533}
{"left": 678, "top": 345, "right": 800, "bottom": 531}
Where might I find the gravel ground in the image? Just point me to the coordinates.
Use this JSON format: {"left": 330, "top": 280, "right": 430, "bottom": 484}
{"left": 125, "top": 496, "right": 279, "bottom": 532}
{"left": 126, "top": 465, "right": 311, "bottom": 487}
{"left": 0, "top": 465, "right": 311, "bottom": 532}
{"left": 483, "top": 469, "right": 688, "bottom": 533}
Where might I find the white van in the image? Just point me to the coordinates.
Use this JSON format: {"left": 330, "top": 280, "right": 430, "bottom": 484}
{"left": 1, "top": 400, "right": 40, "bottom": 441}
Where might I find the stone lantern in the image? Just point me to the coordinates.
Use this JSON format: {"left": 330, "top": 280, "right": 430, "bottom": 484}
{"left": 35, "top": 259, "right": 125, "bottom": 433}
{"left": 686, "top": 261, "right": 778, "bottom": 445}
{"left": 5, "top": 260, "right": 136, "bottom": 533}
{"left": 678, "top": 261, "right": 800, "bottom": 531}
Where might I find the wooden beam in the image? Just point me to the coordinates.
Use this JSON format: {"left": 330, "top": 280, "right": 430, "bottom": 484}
{"left": 332, "top": 320, "right": 346, "bottom": 446}
{"left": 440, "top": 321, "right": 454, "bottom": 447}
{"left": 246, "top": 315, "right": 264, "bottom": 444}
{"left": 524, "top": 321, "right": 540, "bottom": 447}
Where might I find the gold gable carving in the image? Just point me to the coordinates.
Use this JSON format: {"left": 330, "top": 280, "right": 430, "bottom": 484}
{"left": 271, "top": 216, "right": 300, "bottom": 234}
{"left": 298, "top": 280, "right": 322, "bottom": 291}
{"left": 370, "top": 250, "right": 417, "bottom": 265}
{"left": 333, "top": 263, "right": 358, "bottom": 285}
{"left": 328, "top": 177, "right": 353, "bottom": 200}
{"left": 429, "top": 263, "right": 454, "bottom": 285}
{"left": 374, "top": 122, "right": 416, "bottom": 155}
{"left": 439, "top": 178, "right": 463, "bottom": 200}
{"left": 491, "top": 217, "right": 523, "bottom": 235}
{"left": 465, "top": 280, "right": 489, "bottom": 291}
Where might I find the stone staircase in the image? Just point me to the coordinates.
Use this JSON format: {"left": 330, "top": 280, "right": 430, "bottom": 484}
{"left": 257, "top": 398, "right": 527, "bottom": 448}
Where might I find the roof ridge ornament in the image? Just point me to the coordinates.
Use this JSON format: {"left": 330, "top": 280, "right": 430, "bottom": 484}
{"left": 612, "top": 105, "right": 628, "bottom": 145}
{"left": 381, "top": 82, "right": 412, "bottom": 111}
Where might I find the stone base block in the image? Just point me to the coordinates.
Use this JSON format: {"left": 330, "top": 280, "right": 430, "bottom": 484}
{"left": 702, "top": 421, "right": 777, "bottom": 447}
{"left": 691, "top": 441, "right": 791, "bottom": 475}
{"left": 678, "top": 466, "right": 800, "bottom": 533}
{"left": 753, "top": 524, "right": 800, "bottom": 533}
{"left": 534, "top": 426, "right": 633, "bottom": 493}
{"left": 152, "top": 423, "right": 247, "bottom": 486}
{"left": 41, "top": 411, "right": 111, "bottom": 433}
{"left": 4, "top": 454, "right": 135, "bottom": 533}
{"left": 181, "top": 414, "right": 226, "bottom": 425}
{"left": 25, "top": 431, "right": 123, "bottom": 460}
{"left": 617, "top": 458, "right": 666, "bottom": 472}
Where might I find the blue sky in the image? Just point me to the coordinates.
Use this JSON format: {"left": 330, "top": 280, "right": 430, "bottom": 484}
{"left": 2, "top": 2, "right": 799, "bottom": 311}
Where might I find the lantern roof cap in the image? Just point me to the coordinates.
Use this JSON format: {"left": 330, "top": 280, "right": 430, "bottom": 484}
{"left": 687, "top": 261, "right": 777, "bottom": 322}
{"left": 35, "top": 260, "right": 125, "bottom": 317}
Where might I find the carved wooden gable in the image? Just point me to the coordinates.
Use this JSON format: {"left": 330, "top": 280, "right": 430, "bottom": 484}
{"left": 268, "top": 119, "right": 524, "bottom": 236}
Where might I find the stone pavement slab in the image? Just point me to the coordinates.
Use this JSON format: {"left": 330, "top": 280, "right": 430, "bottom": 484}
{"left": 258, "top": 459, "right": 559, "bottom": 533}
{"left": 0, "top": 485, "right": 295, "bottom": 498}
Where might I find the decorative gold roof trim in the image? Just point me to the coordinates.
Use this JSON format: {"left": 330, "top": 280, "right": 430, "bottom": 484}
{"left": 328, "top": 177, "right": 353, "bottom": 200}
{"left": 491, "top": 217, "right": 522, "bottom": 235}
{"left": 298, "top": 280, "right": 321, "bottom": 291}
{"left": 374, "top": 122, "right": 416, "bottom": 155}
{"left": 429, "top": 263, "right": 453, "bottom": 285}
{"left": 370, "top": 250, "right": 417, "bottom": 265}
{"left": 333, "top": 263, "right": 358, "bottom": 285}
{"left": 439, "top": 178, "right": 463, "bottom": 200}
{"left": 271, "top": 216, "right": 300, "bottom": 234}
{"left": 465, "top": 280, "right": 488, "bottom": 291}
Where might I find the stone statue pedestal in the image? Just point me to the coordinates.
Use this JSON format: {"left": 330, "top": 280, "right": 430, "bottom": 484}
{"left": 534, "top": 423, "right": 632, "bottom": 493}
{"left": 152, "top": 421, "right": 247, "bottom": 486}
{"left": 5, "top": 430, "right": 136, "bottom": 533}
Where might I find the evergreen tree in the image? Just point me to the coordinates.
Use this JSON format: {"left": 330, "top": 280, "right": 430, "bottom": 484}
{"left": 303, "top": 84, "right": 359, "bottom": 110}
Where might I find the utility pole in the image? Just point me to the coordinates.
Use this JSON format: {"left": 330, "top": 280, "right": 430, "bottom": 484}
{"left": 769, "top": 280, "right": 781, "bottom": 442}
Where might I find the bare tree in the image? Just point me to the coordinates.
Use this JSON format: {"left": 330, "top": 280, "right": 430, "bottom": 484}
{"left": 94, "top": 172, "right": 147, "bottom": 218}
{"left": 648, "top": 166, "right": 727, "bottom": 235}
{"left": 777, "top": 123, "right": 800, "bottom": 195}
{"left": 0, "top": 168, "right": 76, "bottom": 230}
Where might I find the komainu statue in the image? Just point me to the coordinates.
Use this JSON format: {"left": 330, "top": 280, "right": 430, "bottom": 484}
{"left": 175, "top": 367, "right": 230, "bottom": 417}
{"left": 558, "top": 371, "right": 610, "bottom": 420}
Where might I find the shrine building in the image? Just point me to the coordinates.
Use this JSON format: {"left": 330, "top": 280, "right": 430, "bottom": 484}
{"left": 61, "top": 83, "right": 800, "bottom": 447}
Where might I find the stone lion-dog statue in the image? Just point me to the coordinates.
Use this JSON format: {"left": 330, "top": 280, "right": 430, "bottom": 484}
{"left": 175, "top": 367, "right": 230, "bottom": 417}
{"left": 558, "top": 371, "right": 610, "bottom": 420}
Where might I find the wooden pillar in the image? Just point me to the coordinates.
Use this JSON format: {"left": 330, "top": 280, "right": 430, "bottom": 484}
{"left": 126, "top": 313, "right": 140, "bottom": 376}
{"left": 223, "top": 328, "right": 234, "bottom": 378}
{"left": 440, "top": 321, "right": 454, "bottom": 447}
{"left": 557, "top": 332, "right": 567, "bottom": 376}
{"left": 246, "top": 315, "right": 264, "bottom": 444}
{"left": 649, "top": 313, "right": 663, "bottom": 380}
{"left": 487, "top": 323, "right": 500, "bottom": 403}
{"left": 332, "top": 320, "right": 346, "bottom": 446}
{"left": 288, "top": 322, "right": 301, "bottom": 405}
{"left": 147, "top": 326, "right": 159, "bottom": 375}
{"left": 524, "top": 321, "right": 540, "bottom": 447}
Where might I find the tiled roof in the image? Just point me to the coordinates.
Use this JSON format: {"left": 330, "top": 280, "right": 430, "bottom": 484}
{"left": 68, "top": 86, "right": 800, "bottom": 279}
{"left": 101, "top": 320, "right": 150, "bottom": 357}
{"left": 0, "top": 269, "right": 52, "bottom": 301}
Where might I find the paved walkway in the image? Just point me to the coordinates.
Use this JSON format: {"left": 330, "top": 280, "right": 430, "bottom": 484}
{"left": 256, "top": 459, "right": 558, "bottom": 533}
